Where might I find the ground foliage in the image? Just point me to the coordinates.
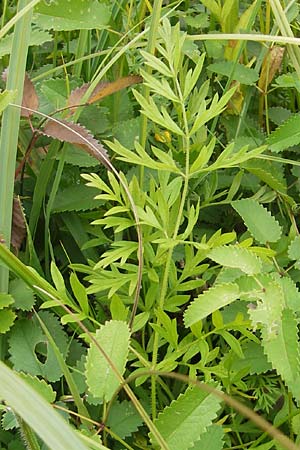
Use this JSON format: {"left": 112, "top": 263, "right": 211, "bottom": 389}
{"left": 1, "top": 1, "right": 300, "bottom": 449}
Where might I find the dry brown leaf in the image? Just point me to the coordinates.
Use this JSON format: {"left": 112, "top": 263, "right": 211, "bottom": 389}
{"left": 67, "top": 75, "right": 143, "bottom": 112}
{"left": 21, "top": 74, "right": 39, "bottom": 117}
{"left": 11, "top": 197, "right": 26, "bottom": 252}
{"left": 258, "top": 47, "right": 285, "bottom": 93}
{"left": 2, "top": 70, "right": 39, "bottom": 117}
{"left": 43, "top": 119, "right": 110, "bottom": 169}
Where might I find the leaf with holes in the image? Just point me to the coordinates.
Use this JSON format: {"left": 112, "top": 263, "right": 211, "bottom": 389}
{"left": 8, "top": 312, "right": 69, "bottom": 382}
{"left": 85, "top": 320, "right": 130, "bottom": 402}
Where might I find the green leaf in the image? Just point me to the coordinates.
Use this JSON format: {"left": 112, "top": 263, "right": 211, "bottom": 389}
{"left": 242, "top": 159, "right": 287, "bottom": 193}
{"left": 112, "top": 117, "right": 140, "bottom": 150}
{"left": 207, "top": 61, "right": 259, "bottom": 85}
{"left": 34, "top": 0, "right": 111, "bottom": 31}
{"left": 9, "top": 278, "right": 36, "bottom": 310}
{"left": 70, "top": 272, "right": 89, "bottom": 316}
{"left": 232, "top": 199, "right": 282, "bottom": 244}
{"left": 0, "top": 28, "right": 52, "bottom": 58}
{"left": 262, "top": 309, "right": 300, "bottom": 402}
{"left": 85, "top": 320, "right": 130, "bottom": 401}
{"left": 0, "top": 362, "right": 91, "bottom": 450}
{"left": 184, "top": 283, "right": 240, "bottom": 327}
{"left": 0, "top": 309, "right": 16, "bottom": 334}
{"left": 106, "top": 400, "right": 143, "bottom": 439}
{"left": 209, "top": 245, "right": 262, "bottom": 275}
{"left": 150, "top": 385, "right": 222, "bottom": 450}
{"left": 0, "top": 90, "right": 16, "bottom": 115}
{"left": 191, "top": 425, "right": 224, "bottom": 450}
{"left": 0, "top": 293, "right": 14, "bottom": 309}
{"left": 266, "top": 114, "right": 300, "bottom": 152}
{"left": 288, "top": 235, "right": 300, "bottom": 260}
{"left": 9, "top": 311, "right": 69, "bottom": 382}
{"left": 18, "top": 373, "right": 56, "bottom": 403}
{"left": 52, "top": 185, "right": 104, "bottom": 213}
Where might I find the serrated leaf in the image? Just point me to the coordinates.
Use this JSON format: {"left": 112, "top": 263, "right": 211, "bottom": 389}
{"left": 209, "top": 245, "right": 262, "bottom": 275}
{"left": 57, "top": 143, "right": 99, "bottom": 167}
{"left": 18, "top": 373, "right": 56, "bottom": 403}
{"left": 230, "top": 341, "right": 272, "bottom": 375}
{"left": 0, "top": 293, "right": 14, "bottom": 309}
{"left": 184, "top": 283, "right": 239, "bottom": 327}
{"left": 279, "top": 275, "right": 300, "bottom": 313}
{"left": 9, "top": 312, "right": 69, "bottom": 382}
{"left": 232, "top": 199, "right": 282, "bottom": 244}
{"left": 9, "top": 279, "right": 35, "bottom": 311}
{"left": 207, "top": 61, "right": 259, "bottom": 85}
{"left": 288, "top": 235, "right": 300, "bottom": 260}
{"left": 262, "top": 309, "right": 300, "bottom": 402}
{"left": 191, "top": 424, "right": 224, "bottom": 450}
{"left": 34, "top": 0, "right": 111, "bottom": 31}
{"left": 1, "top": 409, "right": 17, "bottom": 430}
{"left": 267, "top": 114, "right": 300, "bottom": 152}
{"left": 85, "top": 320, "right": 130, "bottom": 401}
{"left": 0, "top": 309, "right": 16, "bottom": 334}
{"left": 106, "top": 400, "right": 143, "bottom": 439}
{"left": 242, "top": 159, "right": 287, "bottom": 193}
{"left": 43, "top": 119, "right": 110, "bottom": 169}
{"left": 150, "top": 385, "right": 222, "bottom": 450}
{"left": 0, "top": 362, "right": 90, "bottom": 450}
{"left": 52, "top": 185, "right": 104, "bottom": 213}
{"left": 67, "top": 76, "right": 142, "bottom": 112}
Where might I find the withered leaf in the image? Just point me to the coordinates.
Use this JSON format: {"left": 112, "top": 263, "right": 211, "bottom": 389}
{"left": 258, "top": 47, "right": 285, "bottom": 93}
{"left": 2, "top": 70, "right": 38, "bottom": 117}
{"left": 11, "top": 197, "right": 26, "bottom": 252}
{"left": 21, "top": 74, "right": 39, "bottom": 117}
{"left": 43, "top": 119, "right": 110, "bottom": 169}
{"left": 67, "top": 75, "right": 143, "bottom": 112}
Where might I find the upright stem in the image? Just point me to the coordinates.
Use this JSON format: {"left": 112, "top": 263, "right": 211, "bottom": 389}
{"left": 139, "top": 0, "right": 163, "bottom": 186}
{"left": 151, "top": 72, "right": 191, "bottom": 419}
{"left": 0, "top": 0, "right": 33, "bottom": 292}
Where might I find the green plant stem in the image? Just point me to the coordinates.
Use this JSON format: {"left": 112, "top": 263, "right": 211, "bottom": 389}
{"left": 139, "top": 0, "right": 163, "bottom": 187}
{"left": 44, "top": 145, "right": 67, "bottom": 279}
{"left": 17, "top": 415, "right": 41, "bottom": 450}
{"left": 73, "top": 29, "right": 89, "bottom": 77}
{"left": 0, "top": 0, "right": 33, "bottom": 293}
{"left": 151, "top": 74, "right": 191, "bottom": 419}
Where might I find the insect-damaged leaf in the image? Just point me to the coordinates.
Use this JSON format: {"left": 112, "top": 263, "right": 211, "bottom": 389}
{"left": 67, "top": 75, "right": 143, "bottom": 112}
{"left": 43, "top": 119, "right": 110, "bottom": 169}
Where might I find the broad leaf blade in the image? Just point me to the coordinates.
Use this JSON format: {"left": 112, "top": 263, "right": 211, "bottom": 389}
{"left": 232, "top": 199, "right": 282, "bottom": 244}
{"left": 85, "top": 320, "right": 130, "bottom": 401}
{"left": 209, "top": 245, "right": 262, "bottom": 275}
{"left": 150, "top": 385, "right": 222, "bottom": 450}
{"left": 184, "top": 283, "right": 239, "bottom": 327}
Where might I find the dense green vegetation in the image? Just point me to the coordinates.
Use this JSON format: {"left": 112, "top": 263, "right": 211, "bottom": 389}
{"left": 1, "top": 0, "right": 300, "bottom": 449}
